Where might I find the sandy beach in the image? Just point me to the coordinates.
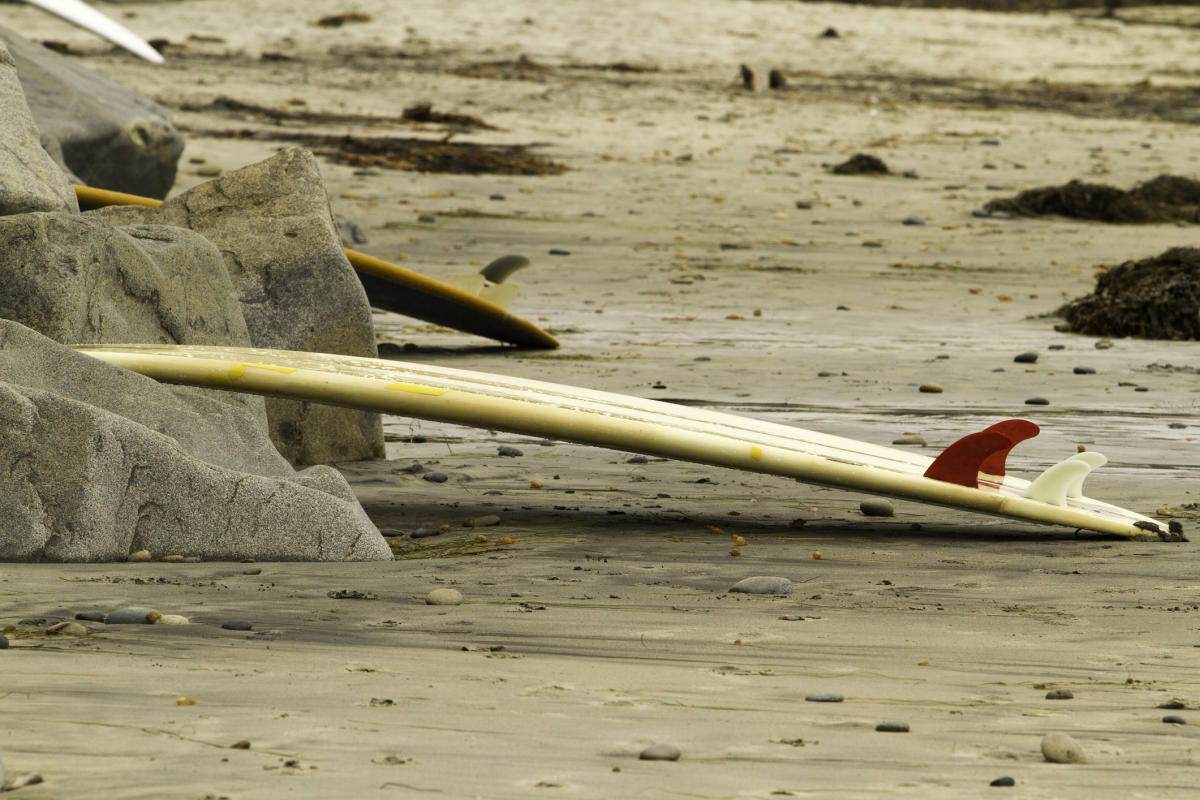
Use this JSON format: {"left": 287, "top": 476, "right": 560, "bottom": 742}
{"left": 3, "top": 1, "right": 1200, "bottom": 797}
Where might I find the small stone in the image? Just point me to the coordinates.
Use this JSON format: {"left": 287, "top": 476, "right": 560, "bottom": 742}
{"left": 195, "top": 165, "right": 222, "bottom": 177}
{"left": 426, "top": 588, "right": 463, "bottom": 606}
{"left": 0, "top": 633, "right": 9, "bottom": 649}
{"left": 1041, "top": 732, "right": 1086, "bottom": 763}
{"left": 489, "top": 193, "right": 506, "bottom": 201}
{"left": 1013, "top": 351, "right": 1039, "bottom": 363}
{"left": 901, "top": 214, "right": 925, "bottom": 226}
{"left": 156, "top": 614, "right": 189, "bottom": 625}
{"left": 860, "top": 500, "right": 894, "bottom": 517}
{"left": 466, "top": 515, "right": 501, "bottom": 527}
{"left": 728, "top": 576, "right": 793, "bottom": 595}
{"left": 417, "top": 214, "right": 436, "bottom": 223}
{"left": 627, "top": 455, "right": 649, "bottom": 464}
{"left": 221, "top": 619, "right": 253, "bottom": 631}
{"left": 230, "top": 739, "right": 252, "bottom": 749}
{"left": 639, "top": 743, "right": 681, "bottom": 761}
{"left": 1094, "top": 339, "right": 1114, "bottom": 349}
{"left": 548, "top": 248, "right": 571, "bottom": 256}
{"left": 1024, "top": 397, "right": 1050, "bottom": 405}
{"left": 980, "top": 138, "right": 1001, "bottom": 146}
{"left": 1073, "top": 366, "right": 1096, "bottom": 374}
{"left": 105, "top": 606, "right": 160, "bottom": 624}
{"left": 918, "top": 383, "right": 943, "bottom": 393}
{"left": 875, "top": 721, "right": 909, "bottom": 732}
{"left": 805, "top": 693, "right": 844, "bottom": 703}
{"left": 990, "top": 776, "right": 1016, "bottom": 787}
{"left": 892, "top": 434, "right": 926, "bottom": 446}
{"left": 161, "top": 554, "right": 184, "bottom": 562}
{"left": 75, "top": 610, "right": 106, "bottom": 622}
{"left": 45, "top": 621, "right": 88, "bottom": 635}
{"left": 1045, "top": 688, "right": 1074, "bottom": 700}
{"left": 1168, "top": 422, "right": 1187, "bottom": 429}
{"left": 1158, "top": 700, "right": 1187, "bottom": 709}
{"left": 127, "top": 549, "right": 152, "bottom": 562}
{"left": 411, "top": 527, "right": 442, "bottom": 539}
{"left": 422, "top": 471, "right": 449, "bottom": 483}
{"left": 1163, "top": 714, "right": 1187, "bottom": 725}
{"left": 497, "top": 445, "right": 523, "bottom": 457}
{"left": 176, "top": 696, "right": 197, "bottom": 706}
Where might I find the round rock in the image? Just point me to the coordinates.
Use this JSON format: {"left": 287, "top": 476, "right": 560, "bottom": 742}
{"left": 918, "top": 383, "right": 944, "bottom": 394}
{"left": 860, "top": 500, "right": 895, "bottom": 517}
{"left": 1014, "top": 351, "right": 1039, "bottom": 363}
{"left": 1163, "top": 714, "right": 1187, "bottom": 725}
{"left": 728, "top": 576, "right": 793, "bottom": 596}
{"left": 990, "top": 776, "right": 1016, "bottom": 787}
{"left": 497, "top": 445, "right": 523, "bottom": 457}
{"left": 426, "top": 588, "right": 463, "bottom": 606}
{"left": 105, "top": 607, "right": 160, "bottom": 624}
{"left": 1024, "top": 397, "right": 1050, "bottom": 406}
{"left": 1041, "top": 732, "right": 1086, "bottom": 763}
{"left": 638, "top": 743, "right": 681, "bottom": 761}
{"left": 805, "top": 692, "right": 844, "bottom": 703}
{"left": 221, "top": 619, "right": 253, "bottom": 631}
{"left": 422, "top": 471, "right": 449, "bottom": 483}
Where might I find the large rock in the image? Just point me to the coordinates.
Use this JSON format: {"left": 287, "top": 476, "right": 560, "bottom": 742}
{"left": 0, "top": 26, "right": 183, "bottom": 199}
{"left": 0, "top": 320, "right": 390, "bottom": 562}
{"left": 91, "top": 148, "right": 385, "bottom": 466}
{"left": 0, "top": 39, "right": 76, "bottom": 215}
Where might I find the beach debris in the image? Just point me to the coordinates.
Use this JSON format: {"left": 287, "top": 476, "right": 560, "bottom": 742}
{"left": 1040, "top": 732, "right": 1086, "bottom": 763}
{"left": 918, "top": 383, "right": 943, "bottom": 394}
{"left": 426, "top": 588, "right": 464, "bottom": 606}
{"left": 6, "top": 771, "right": 42, "bottom": 790}
{"left": 990, "top": 776, "right": 1016, "bottom": 786}
{"left": 638, "top": 743, "right": 682, "bottom": 761}
{"left": 176, "top": 697, "right": 197, "bottom": 706}
{"left": 860, "top": 500, "right": 894, "bottom": 518}
{"left": 805, "top": 693, "right": 844, "bottom": 703}
{"left": 221, "top": 619, "right": 253, "bottom": 631}
{"left": 875, "top": 721, "right": 910, "bottom": 732}
{"left": 982, "top": 175, "right": 1200, "bottom": 223}
{"left": 314, "top": 12, "right": 372, "bottom": 27}
{"left": 497, "top": 445, "right": 523, "bottom": 457}
{"left": 832, "top": 154, "right": 889, "bottom": 175}
{"left": 105, "top": 607, "right": 160, "bottom": 624}
{"left": 1163, "top": 715, "right": 1187, "bottom": 725}
{"left": 1058, "top": 247, "right": 1200, "bottom": 340}
{"left": 768, "top": 69, "right": 787, "bottom": 90}
{"left": 328, "top": 589, "right": 378, "bottom": 600}
{"left": 1045, "top": 688, "right": 1074, "bottom": 700}
{"left": 728, "top": 576, "right": 793, "bottom": 595}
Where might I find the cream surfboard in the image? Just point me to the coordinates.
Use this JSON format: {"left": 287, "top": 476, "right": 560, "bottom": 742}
{"left": 73, "top": 186, "right": 558, "bottom": 349}
{"left": 72, "top": 344, "right": 1184, "bottom": 541}
{"left": 24, "top": 0, "right": 165, "bottom": 64}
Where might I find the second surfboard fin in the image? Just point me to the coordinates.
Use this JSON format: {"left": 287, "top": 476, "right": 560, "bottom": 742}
{"left": 923, "top": 419, "right": 1040, "bottom": 488}
{"left": 1024, "top": 452, "right": 1108, "bottom": 506}
{"left": 444, "top": 255, "right": 531, "bottom": 310}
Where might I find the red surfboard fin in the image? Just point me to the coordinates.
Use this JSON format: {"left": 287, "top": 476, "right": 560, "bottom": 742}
{"left": 923, "top": 419, "right": 1040, "bottom": 488}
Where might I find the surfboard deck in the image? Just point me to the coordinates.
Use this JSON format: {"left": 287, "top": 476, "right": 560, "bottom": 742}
{"left": 72, "top": 185, "right": 559, "bottom": 350}
{"left": 24, "top": 0, "right": 165, "bottom": 64}
{"left": 71, "top": 344, "right": 1185, "bottom": 541}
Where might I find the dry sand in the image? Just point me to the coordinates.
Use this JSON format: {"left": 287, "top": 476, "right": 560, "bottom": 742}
{"left": 4, "top": 1, "right": 1200, "bottom": 797}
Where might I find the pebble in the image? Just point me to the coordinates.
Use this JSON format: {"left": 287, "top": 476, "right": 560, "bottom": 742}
{"left": 892, "top": 434, "right": 926, "bottom": 446}
{"left": 45, "top": 621, "right": 88, "bottom": 635}
{"left": 638, "top": 743, "right": 682, "bottom": 761}
{"left": 422, "top": 471, "right": 449, "bottom": 483}
{"left": 1045, "top": 688, "right": 1074, "bottom": 700}
{"left": 860, "top": 500, "right": 894, "bottom": 517}
{"left": 1073, "top": 366, "right": 1096, "bottom": 374}
{"left": 1163, "top": 714, "right": 1187, "bottom": 725}
{"left": 805, "top": 692, "right": 844, "bottom": 703}
{"left": 412, "top": 526, "right": 442, "bottom": 539}
{"left": 548, "top": 248, "right": 571, "bottom": 256}
{"left": 901, "top": 214, "right": 925, "bottom": 226}
{"left": 875, "top": 721, "right": 909, "bottom": 732}
{"left": 1024, "top": 397, "right": 1050, "bottom": 405}
{"left": 1040, "top": 732, "right": 1086, "bottom": 763}
{"left": 0, "top": 633, "right": 8, "bottom": 649}
{"left": 466, "top": 515, "right": 501, "bottom": 527}
{"left": 426, "top": 588, "right": 463, "bottom": 606}
{"left": 980, "top": 138, "right": 1001, "bottom": 146}
{"left": 990, "top": 776, "right": 1016, "bottom": 787}
{"left": 221, "top": 619, "right": 253, "bottom": 631}
{"left": 156, "top": 614, "right": 189, "bottom": 625}
{"left": 75, "top": 610, "right": 106, "bottom": 622}
{"left": 1013, "top": 351, "right": 1039, "bottom": 363}
{"left": 627, "top": 455, "right": 649, "bottom": 464}
{"left": 417, "top": 214, "right": 436, "bottom": 223}
{"left": 728, "top": 576, "right": 793, "bottom": 595}
{"left": 1158, "top": 700, "right": 1187, "bottom": 709}
{"left": 497, "top": 445, "right": 523, "bottom": 457}
{"left": 195, "top": 164, "right": 222, "bottom": 177}
{"left": 105, "top": 606, "right": 160, "bottom": 624}
{"left": 918, "top": 383, "right": 943, "bottom": 393}
{"left": 1095, "top": 339, "right": 1114, "bottom": 349}
{"left": 489, "top": 193, "right": 506, "bottom": 201}
{"left": 1168, "top": 422, "right": 1187, "bottom": 429}
{"left": 127, "top": 549, "right": 152, "bottom": 562}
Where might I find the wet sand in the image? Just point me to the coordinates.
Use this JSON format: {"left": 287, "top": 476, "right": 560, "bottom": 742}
{"left": 3, "top": 1, "right": 1200, "bottom": 797}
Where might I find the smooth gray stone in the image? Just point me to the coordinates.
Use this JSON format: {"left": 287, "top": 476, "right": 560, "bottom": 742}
{"left": 805, "top": 693, "right": 844, "bottom": 703}
{"left": 860, "top": 499, "right": 895, "bottom": 517}
{"left": 90, "top": 148, "right": 384, "bottom": 466}
{"left": 0, "top": 321, "right": 389, "bottom": 562}
{"left": 1041, "top": 732, "right": 1086, "bottom": 763}
{"left": 875, "top": 721, "right": 910, "bottom": 732}
{"left": 222, "top": 619, "right": 253, "bottom": 631}
{"left": 105, "top": 607, "right": 159, "bottom": 624}
{"left": 0, "top": 38, "right": 76, "bottom": 215}
{"left": 1163, "top": 714, "right": 1187, "bottom": 725}
{"left": 638, "top": 743, "right": 681, "bottom": 761}
{"left": 75, "top": 610, "right": 106, "bottom": 622}
{"left": 728, "top": 576, "right": 793, "bottom": 595}
{"left": 0, "top": 26, "right": 182, "bottom": 199}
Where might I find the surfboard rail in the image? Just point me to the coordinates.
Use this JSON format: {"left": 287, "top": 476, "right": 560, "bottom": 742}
{"left": 71, "top": 344, "right": 1185, "bottom": 542}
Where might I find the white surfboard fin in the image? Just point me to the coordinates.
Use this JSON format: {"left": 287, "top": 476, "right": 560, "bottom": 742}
{"left": 24, "top": 0, "right": 165, "bottom": 64}
{"left": 445, "top": 255, "right": 531, "bottom": 310}
{"left": 1024, "top": 452, "right": 1107, "bottom": 506}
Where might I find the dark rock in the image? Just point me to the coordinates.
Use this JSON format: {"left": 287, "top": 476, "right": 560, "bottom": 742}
{"left": 990, "top": 776, "right": 1015, "bottom": 786}
{"left": 0, "top": 38, "right": 76, "bottom": 215}
{"left": 1163, "top": 714, "right": 1187, "bottom": 725}
{"left": 548, "top": 248, "right": 570, "bottom": 255}
{"left": 1014, "top": 351, "right": 1039, "bottom": 363}
{"left": 819, "top": 27, "right": 840, "bottom": 38}
{"left": 105, "top": 607, "right": 159, "bottom": 624}
{"left": 875, "top": 721, "right": 909, "bottom": 732}
{"left": 0, "top": 633, "right": 8, "bottom": 649}
{"left": 1045, "top": 688, "right": 1074, "bottom": 700}
{"left": 497, "top": 445, "right": 524, "bottom": 457}
{"left": 832, "top": 154, "right": 889, "bottom": 175}
{"left": 638, "top": 743, "right": 681, "bottom": 761}
{"left": 918, "top": 383, "right": 943, "bottom": 393}
{"left": 0, "top": 26, "right": 182, "bottom": 199}
{"left": 222, "top": 619, "right": 253, "bottom": 631}
{"left": 901, "top": 214, "right": 925, "bottom": 226}
{"left": 1025, "top": 397, "right": 1050, "bottom": 405}
{"left": 728, "top": 576, "right": 793, "bottom": 595}
{"left": 1058, "top": 247, "right": 1200, "bottom": 340}
{"left": 423, "top": 471, "right": 449, "bottom": 483}
{"left": 0, "top": 321, "right": 389, "bottom": 562}
{"left": 804, "top": 693, "right": 844, "bottom": 703}
{"left": 768, "top": 69, "right": 787, "bottom": 90}
{"left": 860, "top": 500, "right": 894, "bottom": 517}
{"left": 90, "top": 148, "right": 384, "bottom": 465}
{"left": 1073, "top": 366, "right": 1096, "bottom": 374}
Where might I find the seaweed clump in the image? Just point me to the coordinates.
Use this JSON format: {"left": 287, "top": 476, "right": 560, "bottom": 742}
{"left": 983, "top": 175, "right": 1200, "bottom": 223}
{"left": 832, "top": 153, "right": 890, "bottom": 175}
{"left": 1058, "top": 247, "right": 1200, "bottom": 340}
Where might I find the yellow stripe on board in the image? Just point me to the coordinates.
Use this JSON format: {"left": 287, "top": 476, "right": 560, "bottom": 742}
{"left": 385, "top": 381, "right": 448, "bottom": 397}
{"left": 228, "top": 363, "right": 298, "bottom": 380}
{"left": 750, "top": 445, "right": 763, "bottom": 461}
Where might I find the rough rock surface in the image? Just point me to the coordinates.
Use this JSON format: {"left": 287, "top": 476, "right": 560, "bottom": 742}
{"left": 91, "top": 147, "right": 385, "bottom": 465}
{"left": 0, "top": 39, "right": 77, "bottom": 216}
{"left": 0, "top": 26, "right": 183, "bottom": 199}
{"left": 0, "top": 321, "right": 390, "bottom": 562}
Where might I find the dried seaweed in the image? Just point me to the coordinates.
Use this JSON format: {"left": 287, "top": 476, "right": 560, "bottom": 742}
{"left": 983, "top": 176, "right": 1200, "bottom": 222}
{"left": 1058, "top": 247, "right": 1200, "bottom": 340}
